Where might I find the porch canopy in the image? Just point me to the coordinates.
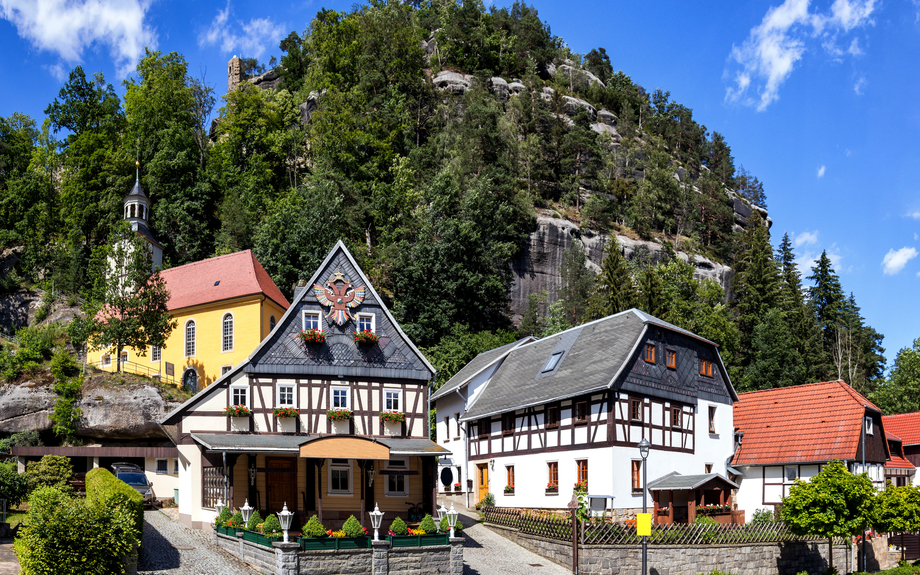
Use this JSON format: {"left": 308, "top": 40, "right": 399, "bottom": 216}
{"left": 190, "top": 433, "right": 451, "bottom": 458}
{"left": 648, "top": 472, "right": 738, "bottom": 492}
{"left": 648, "top": 472, "right": 740, "bottom": 525}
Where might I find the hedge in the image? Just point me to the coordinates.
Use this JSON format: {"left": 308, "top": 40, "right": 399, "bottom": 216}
{"left": 86, "top": 468, "right": 144, "bottom": 536}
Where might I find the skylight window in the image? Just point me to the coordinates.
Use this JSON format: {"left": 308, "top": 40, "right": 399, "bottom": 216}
{"left": 542, "top": 352, "right": 563, "bottom": 373}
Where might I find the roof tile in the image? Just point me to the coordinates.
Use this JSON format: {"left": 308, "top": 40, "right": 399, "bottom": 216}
{"left": 882, "top": 412, "right": 920, "bottom": 446}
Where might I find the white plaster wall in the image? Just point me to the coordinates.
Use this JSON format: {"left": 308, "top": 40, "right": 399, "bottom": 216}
{"left": 436, "top": 392, "right": 467, "bottom": 490}
{"left": 693, "top": 399, "right": 735, "bottom": 475}
{"left": 144, "top": 457, "right": 179, "bottom": 500}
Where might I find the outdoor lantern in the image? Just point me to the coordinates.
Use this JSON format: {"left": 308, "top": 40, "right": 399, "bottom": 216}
{"left": 278, "top": 502, "right": 294, "bottom": 543}
{"left": 369, "top": 503, "right": 384, "bottom": 541}
{"left": 446, "top": 504, "right": 459, "bottom": 538}
{"left": 241, "top": 499, "right": 253, "bottom": 525}
{"left": 639, "top": 437, "right": 650, "bottom": 460}
{"left": 638, "top": 437, "right": 651, "bottom": 575}
{"left": 215, "top": 499, "right": 225, "bottom": 518}
{"left": 437, "top": 505, "right": 447, "bottom": 530}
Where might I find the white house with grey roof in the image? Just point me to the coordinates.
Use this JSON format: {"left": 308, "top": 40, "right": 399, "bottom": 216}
{"left": 432, "top": 309, "right": 739, "bottom": 522}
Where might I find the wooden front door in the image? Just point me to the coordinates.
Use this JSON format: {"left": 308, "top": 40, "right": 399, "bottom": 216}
{"left": 266, "top": 458, "right": 297, "bottom": 514}
{"left": 477, "top": 463, "right": 489, "bottom": 503}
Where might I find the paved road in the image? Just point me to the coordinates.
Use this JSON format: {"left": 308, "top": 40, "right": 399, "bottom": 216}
{"left": 0, "top": 541, "right": 18, "bottom": 575}
{"left": 139, "top": 510, "right": 258, "bottom": 575}
{"left": 458, "top": 510, "right": 572, "bottom": 575}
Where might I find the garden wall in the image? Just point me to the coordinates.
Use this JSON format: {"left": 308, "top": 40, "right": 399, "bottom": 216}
{"left": 486, "top": 524, "right": 855, "bottom": 575}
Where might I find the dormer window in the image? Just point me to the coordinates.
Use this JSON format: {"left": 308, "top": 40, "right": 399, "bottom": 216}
{"left": 357, "top": 313, "right": 375, "bottom": 333}
{"left": 303, "top": 311, "right": 322, "bottom": 332}
{"left": 644, "top": 344, "right": 655, "bottom": 363}
{"left": 542, "top": 352, "right": 563, "bottom": 373}
{"left": 865, "top": 417, "right": 873, "bottom": 436}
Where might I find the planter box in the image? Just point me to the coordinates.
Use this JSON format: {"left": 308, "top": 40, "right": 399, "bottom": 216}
{"left": 217, "top": 525, "right": 239, "bottom": 536}
{"left": 546, "top": 488, "right": 559, "bottom": 495}
{"left": 504, "top": 489, "right": 514, "bottom": 496}
{"left": 387, "top": 534, "right": 449, "bottom": 547}
{"left": 300, "top": 536, "right": 370, "bottom": 550}
{"left": 242, "top": 530, "right": 278, "bottom": 548}
{"left": 453, "top": 486, "right": 462, "bottom": 492}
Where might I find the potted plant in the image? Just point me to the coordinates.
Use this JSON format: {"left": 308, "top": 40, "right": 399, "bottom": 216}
{"left": 504, "top": 485, "right": 515, "bottom": 495}
{"left": 273, "top": 407, "right": 299, "bottom": 419}
{"left": 658, "top": 506, "right": 670, "bottom": 516}
{"left": 353, "top": 330, "right": 380, "bottom": 345}
{"left": 298, "top": 328, "right": 326, "bottom": 345}
{"left": 307, "top": 515, "right": 370, "bottom": 549}
{"left": 299, "top": 515, "right": 334, "bottom": 550}
{"left": 574, "top": 480, "right": 588, "bottom": 491}
{"left": 224, "top": 405, "right": 252, "bottom": 417}
{"left": 546, "top": 481, "right": 559, "bottom": 494}
{"left": 453, "top": 482, "right": 462, "bottom": 492}
{"left": 379, "top": 410, "right": 406, "bottom": 423}
{"left": 388, "top": 514, "right": 449, "bottom": 547}
{"left": 327, "top": 409, "right": 353, "bottom": 421}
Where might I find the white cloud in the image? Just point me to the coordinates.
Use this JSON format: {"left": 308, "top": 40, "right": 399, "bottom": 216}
{"left": 0, "top": 0, "right": 157, "bottom": 78}
{"left": 198, "top": 2, "right": 284, "bottom": 61}
{"left": 915, "top": 233, "right": 919, "bottom": 241}
{"left": 795, "top": 230, "right": 819, "bottom": 247}
{"left": 43, "top": 63, "right": 66, "bottom": 81}
{"left": 908, "top": 211, "right": 920, "bottom": 219}
{"left": 882, "top": 247, "right": 918, "bottom": 275}
{"left": 854, "top": 75, "right": 866, "bottom": 94}
{"left": 726, "top": 0, "right": 876, "bottom": 111}
{"left": 817, "top": 165, "right": 826, "bottom": 178}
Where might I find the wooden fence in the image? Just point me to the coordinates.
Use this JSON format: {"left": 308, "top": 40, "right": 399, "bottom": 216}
{"left": 482, "top": 507, "right": 842, "bottom": 546}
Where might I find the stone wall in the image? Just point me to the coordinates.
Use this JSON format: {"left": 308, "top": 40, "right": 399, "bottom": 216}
{"left": 485, "top": 524, "right": 854, "bottom": 575}
{"left": 298, "top": 548, "right": 372, "bottom": 575}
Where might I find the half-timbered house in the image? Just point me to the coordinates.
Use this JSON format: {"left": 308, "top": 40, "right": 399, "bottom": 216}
{"left": 433, "top": 309, "right": 738, "bottom": 521}
{"left": 159, "top": 241, "right": 448, "bottom": 530}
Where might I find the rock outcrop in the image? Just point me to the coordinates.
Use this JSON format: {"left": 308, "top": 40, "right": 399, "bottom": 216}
{"left": 432, "top": 70, "right": 472, "bottom": 94}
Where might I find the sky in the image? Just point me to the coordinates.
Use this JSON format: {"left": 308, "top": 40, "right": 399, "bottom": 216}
{"left": 1, "top": 0, "right": 919, "bottom": 368}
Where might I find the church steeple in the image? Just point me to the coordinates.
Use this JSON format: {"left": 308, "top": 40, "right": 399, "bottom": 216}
{"left": 123, "top": 142, "right": 163, "bottom": 270}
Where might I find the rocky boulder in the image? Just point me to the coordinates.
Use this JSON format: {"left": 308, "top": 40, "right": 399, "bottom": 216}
{"left": 538, "top": 88, "right": 597, "bottom": 121}
{"left": 432, "top": 70, "right": 472, "bottom": 94}
{"left": 299, "top": 90, "right": 325, "bottom": 125}
{"left": 556, "top": 64, "right": 606, "bottom": 89}
{"left": 597, "top": 109, "right": 617, "bottom": 127}
{"left": 489, "top": 77, "right": 510, "bottom": 101}
{"left": 248, "top": 68, "right": 284, "bottom": 91}
{"left": 591, "top": 123, "right": 620, "bottom": 140}
{"left": 508, "top": 81, "right": 526, "bottom": 96}
{"left": 0, "top": 378, "right": 56, "bottom": 434}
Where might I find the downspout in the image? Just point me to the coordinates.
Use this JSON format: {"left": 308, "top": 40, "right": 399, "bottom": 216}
{"left": 223, "top": 451, "right": 228, "bottom": 512}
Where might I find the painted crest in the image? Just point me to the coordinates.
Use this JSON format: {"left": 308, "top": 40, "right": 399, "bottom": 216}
{"left": 313, "top": 270, "right": 366, "bottom": 326}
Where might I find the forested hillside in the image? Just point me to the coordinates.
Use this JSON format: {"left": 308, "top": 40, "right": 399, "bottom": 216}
{"left": 0, "top": 1, "right": 890, "bottom": 398}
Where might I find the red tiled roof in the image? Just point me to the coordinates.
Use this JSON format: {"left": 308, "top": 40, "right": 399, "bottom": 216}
{"left": 886, "top": 453, "right": 915, "bottom": 470}
{"left": 158, "top": 250, "right": 289, "bottom": 311}
{"left": 733, "top": 380, "right": 882, "bottom": 466}
{"left": 887, "top": 432, "right": 904, "bottom": 442}
{"left": 882, "top": 413, "right": 920, "bottom": 446}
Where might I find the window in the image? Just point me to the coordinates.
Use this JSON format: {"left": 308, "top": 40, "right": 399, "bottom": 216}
{"left": 577, "top": 460, "right": 588, "bottom": 486}
{"left": 303, "top": 311, "right": 321, "bottom": 331}
{"left": 630, "top": 399, "right": 642, "bottom": 422}
{"left": 574, "top": 401, "right": 588, "bottom": 425}
{"left": 631, "top": 460, "right": 642, "bottom": 492}
{"left": 174, "top": 459, "right": 179, "bottom": 475}
{"left": 454, "top": 413, "right": 461, "bottom": 439}
{"left": 329, "top": 459, "right": 352, "bottom": 495}
{"left": 542, "top": 351, "right": 563, "bottom": 373}
{"left": 222, "top": 313, "right": 234, "bottom": 352}
{"left": 705, "top": 463, "right": 713, "bottom": 474}
{"left": 182, "top": 368, "right": 198, "bottom": 393}
{"left": 278, "top": 383, "right": 294, "bottom": 407}
{"left": 699, "top": 358, "right": 713, "bottom": 377}
{"left": 202, "top": 466, "right": 223, "bottom": 509}
{"left": 502, "top": 413, "right": 514, "bottom": 436}
{"left": 785, "top": 467, "right": 798, "bottom": 481}
{"left": 269, "top": 315, "right": 276, "bottom": 331}
{"left": 119, "top": 351, "right": 128, "bottom": 366}
{"left": 385, "top": 458, "right": 408, "bottom": 496}
{"left": 221, "top": 365, "right": 232, "bottom": 376}
{"left": 331, "top": 386, "right": 350, "bottom": 410}
{"left": 865, "top": 417, "right": 874, "bottom": 436}
{"left": 644, "top": 343, "right": 655, "bottom": 363}
{"left": 666, "top": 349, "right": 676, "bottom": 369}
{"left": 102, "top": 354, "right": 111, "bottom": 367}
{"left": 357, "top": 313, "right": 375, "bottom": 333}
{"left": 506, "top": 466, "right": 515, "bottom": 489}
{"left": 231, "top": 386, "right": 248, "bottom": 407}
{"left": 156, "top": 459, "right": 168, "bottom": 475}
{"left": 671, "top": 407, "right": 682, "bottom": 429}
{"left": 547, "top": 462, "right": 558, "bottom": 487}
{"left": 185, "top": 320, "right": 196, "bottom": 357}
{"left": 546, "top": 405, "right": 560, "bottom": 429}
{"left": 384, "top": 389, "right": 401, "bottom": 411}
{"left": 151, "top": 345, "right": 161, "bottom": 362}
{"left": 443, "top": 416, "right": 450, "bottom": 442}
{"left": 478, "top": 418, "right": 490, "bottom": 439}
{"left": 709, "top": 406, "right": 717, "bottom": 434}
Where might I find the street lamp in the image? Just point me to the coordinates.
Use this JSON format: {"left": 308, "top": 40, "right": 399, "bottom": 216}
{"left": 436, "top": 505, "right": 447, "bottom": 533}
{"left": 369, "top": 503, "right": 384, "bottom": 541}
{"left": 278, "top": 503, "right": 294, "bottom": 543}
{"left": 241, "top": 499, "right": 253, "bottom": 527}
{"left": 446, "top": 504, "right": 459, "bottom": 538}
{"left": 215, "top": 499, "right": 225, "bottom": 518}
{"left": 639, "top": 437, "right": 651, "bottom": 575}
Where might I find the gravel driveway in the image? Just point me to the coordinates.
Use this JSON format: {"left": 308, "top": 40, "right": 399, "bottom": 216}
{"left": 139, "top": 510, "right": 257, "bottom": 575}
{"left": 458, "top": 509, "right": 572, "bottom": 575}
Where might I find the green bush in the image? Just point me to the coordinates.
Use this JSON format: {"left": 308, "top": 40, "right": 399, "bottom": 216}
{"left": 0, "top": 429, "right": 42, "bottom": 453}
{"left": 262, "top": 513, "right": 283, "bottom": 538}
{"left": 480, "top": 492, "right": 495, "bottom": 507}
{"left": 342, "top": 515, "right": 365, "bottom": 538}
{"left": 15, "top": 486, "right": 139, "bottom": 575}
{"left": 50, "top": 350, "right": 79, "bottom": 380}
{"left": 750, "top": 508, "right": 775, "bottom": 524}
{"left": 419, "top": 513, "right": 437, "bottom": 534}
{"left": 246, "top": 509, "right": 263, "bottom": 532}
{"left": 438, "top": 514, "right": 463, "bottom": 533}
{"left": 215, "top": 506, "right": 232, "bottom": 528}
{"left": 693, "top": 514, "right": 717, "bottom": 525}
{"left": 0, "top": 461, "right": 29, "bottom": 507}
{"left": 25, "top": 454, "right": 73, "bottom": 493}
{"left": 302, "top": 515, "right": 326, "bottom": 537}
{"left": 389, "top": 516, "right": 408, "bottom": 536}
{"left": 228, "top": 510, "right": 244, "bottom": 530}
{"left": 86, "top": 467, "right": 145, "bottom": 536}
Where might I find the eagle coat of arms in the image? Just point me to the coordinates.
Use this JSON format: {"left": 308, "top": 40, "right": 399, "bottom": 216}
{"left": 314, "top": 270, "right": 366, "bottom": 326}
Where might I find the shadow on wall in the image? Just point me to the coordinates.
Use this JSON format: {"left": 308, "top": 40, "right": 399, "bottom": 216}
{"left": 182, "top": 358, "right": 212, "bottom": 392}
{"left": 776, "top": 541, "right": 831, "bottom": 575}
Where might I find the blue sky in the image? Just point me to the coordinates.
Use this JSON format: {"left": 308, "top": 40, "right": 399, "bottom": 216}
{"left": 1, "top": 0, "right": 919, "bottom": 366}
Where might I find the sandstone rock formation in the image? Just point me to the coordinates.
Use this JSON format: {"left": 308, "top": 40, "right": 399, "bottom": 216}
{"left": 432, "top": 70, "right": 473, "bottom": 94}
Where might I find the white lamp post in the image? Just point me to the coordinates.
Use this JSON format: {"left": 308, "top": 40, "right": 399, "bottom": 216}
{"left": 215, "top": 498, "right": 225, "bottom": 518}
{"left": 278, "top": 502, "right": 294, "bottom": 543}
{"left": 639, "top": 437, "right": 651, "bottom": 575}
{"left": 369, "top": 503, "right": 384, "bottom": 541}
{"left": 446, "top": 504, "right": 459, "bottom": 538}
{"left": 241, "top": 499, "right": 253, "bottom": 527}
{"left": 436, "top": 505, "right": 447, "bottom": 533}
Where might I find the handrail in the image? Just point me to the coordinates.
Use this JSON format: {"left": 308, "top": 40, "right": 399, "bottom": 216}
{"left": 85, "top": 359, "right": 178, "bottom": 386}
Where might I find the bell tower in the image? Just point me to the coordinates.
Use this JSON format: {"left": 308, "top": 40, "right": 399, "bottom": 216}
{"left": 123, "top": 147, "right": 163, "bottom": 270}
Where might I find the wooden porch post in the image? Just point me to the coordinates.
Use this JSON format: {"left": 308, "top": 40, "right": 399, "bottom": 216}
{"left": 653, "top": 492, "right": 660, "bottom": 525}
{"left": 429, "top": 457, "right": 438, "bottom": 516}
{"left": 317, "top": 459, "right": 324, "bottom": 524}
{"left": 358, "top": 459, "right": 366, "bottom": 528}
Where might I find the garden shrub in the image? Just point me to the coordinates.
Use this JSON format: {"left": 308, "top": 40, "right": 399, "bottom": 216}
{"left": 215, "top": 506, "right": 232, "bottom": 528}
{"left": 86, "top": 467, "right": 144, "bottom": 536}
{"left": 246, "top": 509, "right": 263, "bottom": 532}
{"left": 25, "top": 454, "right": 73, "bottom": 493}
{"left": 439, "top": 514, "right": 463, "bottom": 533}
{"left": 481, "top": 492, "right": 495, "bottom": 507}
{"left": 750, "top": 508, "right": 775, "bottom": 524}
{"left": 262, "top": 513, "right": 283, "bottom": 538}
{"left": 15, "top": 486, "right": 139, "bottom": 575}
{"left": 419, "top": 513, "right": 437, "bottom": 534}
{"left": 0, "top": 461, "right": 29, "bottom": 507}
{"left": 302, "top": 515, "right": 326, "bottom": 537}
{"left": 389, "top": 516, "right": 408, "bottom": 536}
{"left": 342, "top": 515, "right": 365, "bottom": 538}
{"left": 228, "top": 510, "right": 244, "bottom": 530}
{"left": 0, "top": 429, "right": 42, "bottom": 453}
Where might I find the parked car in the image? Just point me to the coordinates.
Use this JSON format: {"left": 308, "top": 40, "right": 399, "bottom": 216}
{"left": 111, "top": 464, "right": 156, "bottom": 506}
{"left": 110, "top": 462, "right": 143, "bottom": 474}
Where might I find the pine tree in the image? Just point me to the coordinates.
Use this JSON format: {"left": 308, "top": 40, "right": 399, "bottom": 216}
{"left": 587, "top": 237, "right": 637, "bottom": 319}
{"left": 730, "top": 212, "right": 779, "bottom": 368}
{"left": 775, "top": 233, "right": 818, "bottom": 380}
{"left": 806, "top": 251, "right": 845, "bottom": 380}
{"left": 558, "top": 241, "right": 596, "bottom": 325}
{"left": 743, "top": 309, "right": 805, "bottom": 391}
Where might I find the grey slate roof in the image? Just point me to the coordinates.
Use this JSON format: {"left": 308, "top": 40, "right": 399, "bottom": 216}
{"left": 461, "top": 310, "right": 647, "bottom": 420}
{"left": 191, "top": 433, "right": 450, "bottom": 456}
{"left": 647, "top": 472, "right": 738, "bottom": 491}
{"left": 430, "top": 337, "right": 534, "bottom": 401}
{"left": 631, "top": 309, "right": 717, "bottom": 346}
{"left": 124, "top": 179, "right": 147, "bottom": 199}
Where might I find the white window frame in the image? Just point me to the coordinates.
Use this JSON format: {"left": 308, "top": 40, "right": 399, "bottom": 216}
{"left": 454, "top": 413, "right": 461, "bottom": 439}
{"left": 331, "top": 386, "right": 350, "bottom": 410}
{"left": 184, "top": 319, "right": 196, "bottom": 358}
{"left": 384, "top": 389, "right": 402, "bottom": 412}
{"left": 151, "top": 345, "right": 161, "bottom": 363}
{"left": 221, "top": 365, "right": 232, "bottom": 376}
{"left": 865, "top": 417, "right": 874, "bottom": 436}
{"left": 302, "top": 311, "right": 323, "bottom": 332}
{"left": 155, "top": 459, "right": 168, "bottom": 475}
{"left": 119, "top": 351, "right": 128, "bottom": 366}
{"left": 328, "top": 459, "right": 353, "bottom": 496}
{"left": 277, "top": 382, "right": 296, "bottom": 408}
{"left": 221, "top": 312, "right": 234, "bottom": 353}
{"left": 384, "top": 458, "right": 409, "bottom": 496}
{"left": 102, "top": 354, "right": 111, "bottom": 367}
{"left": 356, "top": 312, "right": 376, "bottom": 333}
{"left": 230, "top": 385, "right": 249, "bottom": 407}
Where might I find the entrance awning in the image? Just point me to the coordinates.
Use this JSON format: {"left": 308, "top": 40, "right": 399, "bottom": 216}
{"left": 647, "top": 472, "right": 739, "bottom": 491}
{"left": 191, "top": 433, "right": 451, "bottom": 458}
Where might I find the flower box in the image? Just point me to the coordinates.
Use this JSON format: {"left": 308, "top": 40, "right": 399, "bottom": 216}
{"left": 327, "top": 409, "right": 353, "bottom": 421}
{"left": 379, "top": 411, "right": 406, "bottom": 423}
{"left": 353, "top": 330, "right": 380, "bottom": 345}
{"left": 216, "top": 525, "right": 239, "bottom": 536}
{"left": 298, "top": 329, "right": 326, "bottom": 345}
{"left": 273, "top": 407, "right": 300, "bottom": 419}
{"left": 300, "top": 536, "right": 370, "bottom": 550}
{"left": 453, "top": 484, "right": 462, "bottom": 492}
{"left": 574, "top": 481, "right": 588, "bottom": 491}
{"left": 504, "top": 486, "right": 515, "bottom": 495}
{"left": 224, "top": 405, "right": 252, "bottom": 417}
{"left": 546, "top": 484, "right": 559, "bottom": 495}
{"left": 242, "top": 529, "right": 277, "bottom": 548}
{"left": 387, "top": 534, "right": 449, "bottom": 548}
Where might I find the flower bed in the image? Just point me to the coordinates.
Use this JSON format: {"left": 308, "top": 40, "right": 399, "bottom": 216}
{"left": 379, "top": 410, "right": 406, "bottom": 423}
{"left": 353, "top": 330, "right": 380, "bottom": 345}
{"left": 273, "top": 407, "right": 299, "bottom": 418}
{"left": 695, "top": 504, "right": 731, "bottom": 514}
{"left": 223, "top": 405, "right": 252, "bottom": 417}
{"left": 327, "top": 409, "right": 353, "bottom": 421}
{"left": 298, "top": 329, "right": 326, "bottom": 345}
{"left": 388, "top": 533, "right": 450, "bottom": 547}
{"left": 300, "top": 536, "right": 370, "bottom": 550}
{"left": 242, "top": 529, "right": 275, "bottom": 548}
{"left": 217, "top": 525, "right": 239, "bottom": 536}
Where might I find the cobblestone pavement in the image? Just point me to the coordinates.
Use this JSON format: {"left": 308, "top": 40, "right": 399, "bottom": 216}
{"left": 458, "top": 509, "right": 571, "bottom": 575}
{"left": 139, "top": 510, "right": 258, "bottom": 575}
